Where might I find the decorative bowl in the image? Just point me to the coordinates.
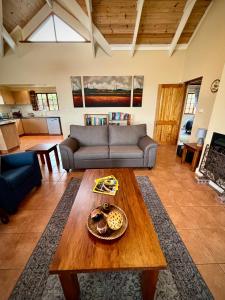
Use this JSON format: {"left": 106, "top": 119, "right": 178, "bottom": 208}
{"left": 87, "top": 204, "right": 128, "bottom": 240}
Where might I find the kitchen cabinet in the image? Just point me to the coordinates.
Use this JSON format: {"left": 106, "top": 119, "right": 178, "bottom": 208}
{"left": 22, "top": 118, "right": 48, "bottom": 134}
{"left": 15, "top": 119, "right": 24, "bottom": 136}
{"left": 0, "top": 122, "right": 20, "bottom": 153}
{"left": 37, "top": 119, "right": 49, "bottom": 133}
{"left": 0, "top": 89, "right": 31, "bottom": 105}
{"left": 12, "top": 90, "right": 31, "bottom": 104}
{"left": 0, "top": 88, "right": 15, "bottom": 104}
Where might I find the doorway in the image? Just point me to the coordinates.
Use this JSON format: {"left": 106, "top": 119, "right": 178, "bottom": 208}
{"left": 154, "top": 84, "right": 186, "bottom": 145}
{"left": 177, "top": 77, "right": 202, "bottom": 145}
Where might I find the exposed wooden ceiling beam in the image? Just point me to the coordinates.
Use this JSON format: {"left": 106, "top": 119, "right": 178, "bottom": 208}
{"left": 45, "top": 0, "right": 53, "bottom": 9}
{"left": 85, "top": 0, "right": 95, "bottom": 57}
{"left": 0, "top": 0, "right": 16, "bottom": 54}
{"left": 53, "top": 2, "right": 89, "bottom": 40}
{"left": 169, "top": 0, "right": 197, "bottom": 56}
{"left": 0, "top": 32, "right": 4, "bottom": 57}
{"left": 0, "top": 0, "right": 4, "bottom": 56}
{"left": 58, "top": 0, "right": 111, "bottom": 56}
{"left": 130, "top": 0, "right": 145, "bottom": 57}
{"left": 2, "top": 26, "right": 16, "bottom": 51}
{"left": 22, "top": 3, "right": 51, "bottom": 40}
{"left": 187, "top": 0, "right": 213, "bottom": 47}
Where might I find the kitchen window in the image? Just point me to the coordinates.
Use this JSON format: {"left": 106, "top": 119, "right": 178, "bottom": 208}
{"left": 36, "top": 93, "right": 59, "bottom": 111}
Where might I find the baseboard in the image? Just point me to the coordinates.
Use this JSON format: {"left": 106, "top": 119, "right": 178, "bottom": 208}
{"left": 22, "top": 133, "right": 62, "bottom": 136}
{"left": 0, "top": 145, "right": 20, "bottom": 154}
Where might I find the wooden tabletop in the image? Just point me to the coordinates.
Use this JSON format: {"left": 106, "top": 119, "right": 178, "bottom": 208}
{"left": 50, "top": 169, "right": 166, "bottom": 274}
{"left": 26, "top": 143, "right": 57, "bottom": 152}
{"left": 183, "top": 143, "right": 203, "bottom": 151}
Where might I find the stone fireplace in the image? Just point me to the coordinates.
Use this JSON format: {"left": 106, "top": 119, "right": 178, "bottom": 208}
{"left": 199, "top": 132, "right": 225, "bottom": 191}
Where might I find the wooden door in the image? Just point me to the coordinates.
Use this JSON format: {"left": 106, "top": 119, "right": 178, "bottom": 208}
{"left": 154, "top": 84, "right": 186, "bottom": 145}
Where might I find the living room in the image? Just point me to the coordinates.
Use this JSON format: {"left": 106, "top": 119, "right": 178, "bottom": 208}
{"left": 0, "top": 0, "right": 225, "bottom": 299}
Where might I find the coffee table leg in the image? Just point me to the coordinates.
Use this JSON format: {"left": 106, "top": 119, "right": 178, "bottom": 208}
{"left": 40, "top": 154, "right": 45, "bottom": 164}
{"left": 54, "top": 146, "right": 60, "bottom": 165}
{"left": 141, "top": 270, "right": 159, "bottom": 300}
{"left": 45, "top": 153, "right": 53, "bottom": 172}
{"left": 59, "top": 273, "right": 80, "bottom": 300}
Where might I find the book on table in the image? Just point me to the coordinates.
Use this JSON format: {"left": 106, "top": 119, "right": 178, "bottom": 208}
{"left": 93, "top": 175, "right": 119, "bottom": 196}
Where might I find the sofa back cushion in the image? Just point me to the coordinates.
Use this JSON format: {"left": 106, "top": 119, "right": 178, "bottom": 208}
{"left": 70, "top": 125, "right": 108, "bottom": 146}
{"left": 109, "top": 124, "right": 146, "bottom": 145}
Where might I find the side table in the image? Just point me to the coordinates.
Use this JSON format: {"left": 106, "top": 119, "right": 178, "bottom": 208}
{"left": 181, "top": 143, "right": 203, "bottom": 171}
{"left": 26, "top": 143, "right": 60, "bottom": 172}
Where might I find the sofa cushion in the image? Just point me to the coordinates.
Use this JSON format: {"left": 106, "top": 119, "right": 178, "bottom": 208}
{"left": 109, "top": 124, "right": 146, "bottom": 145}
{"left": 74, "top": 146, "right": 109, "bottom": 160}
{"left": 2, "top": 165, "right": 33, "bottom": 189}
{"left": 110, "top": 145, "right": 143, "bottom": 159}
{"left": 70, "top": 125, "right": 108, "bottom": 146}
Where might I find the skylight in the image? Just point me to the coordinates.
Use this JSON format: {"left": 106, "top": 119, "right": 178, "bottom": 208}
{"left": 27, "top": 14, "right": 86, "bottom": 42}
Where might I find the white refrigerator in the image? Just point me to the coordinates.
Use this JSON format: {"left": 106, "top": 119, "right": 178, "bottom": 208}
{"left": 47, "top": 118, "right": 61, "bottom": 134}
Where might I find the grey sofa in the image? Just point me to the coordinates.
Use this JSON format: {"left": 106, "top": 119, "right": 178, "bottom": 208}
{"left": 59, "top": 124, "right": 157, "bottom": 171}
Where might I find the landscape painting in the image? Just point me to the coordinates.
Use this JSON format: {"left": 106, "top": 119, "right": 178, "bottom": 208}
{"left": 133, "top": 75, "right": 144, "bottom": 107}
{"left": 83, "top": 76, "right": 132, "bottom": 107}
{"left": 71, "top": 76, "right": 83, "bottom": 107}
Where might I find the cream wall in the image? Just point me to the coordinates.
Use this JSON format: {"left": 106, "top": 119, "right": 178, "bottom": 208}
{"left": 0, "top": 44, "right": 185, "bottom": 136}
{"left": 204, "top": 62, "right": 225, "bottom": 145}
{"left": 182, "top": 0, "right": 225, "bottom": 142}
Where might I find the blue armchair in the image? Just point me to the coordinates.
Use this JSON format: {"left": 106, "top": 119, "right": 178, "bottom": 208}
{"left": 0, "top": 151, "right": 42, "bottom": 222}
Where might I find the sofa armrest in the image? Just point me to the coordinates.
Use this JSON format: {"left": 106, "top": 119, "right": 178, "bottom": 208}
{"left": 59, "top": 137, "right": 79, "bottom": 171}
{"left": 138, "top": 135, "right": 157, "bottom": 150}
{"left": 1, "top": 151, "right": 39, "bottom": 170}
{"left": 138, "top": 136, "right": 158, "bottom": 168}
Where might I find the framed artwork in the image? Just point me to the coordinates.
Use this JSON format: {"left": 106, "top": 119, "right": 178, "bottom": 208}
{"left": 133, "top": 75, "right": 144, "bottom": 107}
{"left": 71, "top": 76, "right": 83, "bottom": 107}
{"left": 83, "top": 76, "right": 132, "bottom": 107}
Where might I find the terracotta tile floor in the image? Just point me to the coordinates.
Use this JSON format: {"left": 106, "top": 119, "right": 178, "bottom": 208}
{"left": 0, "top": 135, "right": 225, "bottom": 300}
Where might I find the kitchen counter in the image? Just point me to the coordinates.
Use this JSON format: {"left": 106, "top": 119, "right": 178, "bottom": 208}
{"left": 0, "top": 120, "right": 16, "bottom": 126}
{"left": 0, "top": 117, "right": 62, "bottom": 136}
{"left": 0, "top": 122, "right": 20, "bottom": 153}
{"left": 0, "top": 116, "right": 60, "bottom": 121}
{"left": 20, "top": 116, "right": 60, "bottom": 119}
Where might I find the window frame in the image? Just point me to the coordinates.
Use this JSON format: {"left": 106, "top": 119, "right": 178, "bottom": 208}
{"left": 36, "top": 93, "right": 59, "bottom": 111}
{"left": 184, "top": 92, "right": 196, "bottom": 115}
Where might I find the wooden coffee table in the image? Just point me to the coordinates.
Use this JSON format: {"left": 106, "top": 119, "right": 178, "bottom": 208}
{"left": 49, "top": 169, "right": 166, "bottom": 299}
{"left": 26, "top": 143, "right": 60, "bottom": 172}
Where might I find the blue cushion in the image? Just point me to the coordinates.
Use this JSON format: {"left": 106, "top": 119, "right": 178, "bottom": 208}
{"left": 2, "top": 165, "right": 33, "bottom": 189}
